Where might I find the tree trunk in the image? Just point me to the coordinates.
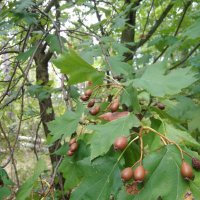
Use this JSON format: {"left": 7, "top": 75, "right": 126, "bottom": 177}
{"left": 34, "top": 46, "right": 67, "bottom": 199}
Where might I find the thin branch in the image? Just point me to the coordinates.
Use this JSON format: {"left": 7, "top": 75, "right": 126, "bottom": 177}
{"left": 170, "top": 42, "right": 200, "bottom": 70}
{"left": 44, "top": 0, "right": 56, "bottom": 13}
{"left": 154, "top": 1, "right": 192, "bottom": 63}
{"left": 142, "top": 0, "right": 154, "bottom": 34}
{"left": 92, "top": 0, "right": 105, "bottom": 36}
{"left": 0, "top": 50, "right": 19, "bottom": 55}
{"left": 134, "top": 3, "right": 174, "bottom": 49}
{"left": 0, "top": 32, "right": 50, "bottom": 109}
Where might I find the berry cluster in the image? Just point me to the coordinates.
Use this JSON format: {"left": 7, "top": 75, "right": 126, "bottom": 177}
{"left": 113, "top": 136, "right": 147, "bottom": 183}
{"left": 79, "top": 83, "right": 199, "bottom": 196}
{"left": 113, "top": 132, "right": 199, "bottom": 195}
{"left": 80, "top": 85, "right": 120, "bottom": 116}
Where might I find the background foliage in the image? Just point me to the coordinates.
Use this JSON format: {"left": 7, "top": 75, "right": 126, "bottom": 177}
{"left": 0, "top": 0, "right": 200, "bottom": 199}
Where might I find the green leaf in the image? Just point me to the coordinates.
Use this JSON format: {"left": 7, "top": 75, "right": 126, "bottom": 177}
{"left": 143, "top": 119, "right": 163, "bottom": 151}
{"left": 16, "top": 159, "right": 46, "bottom": 200}
{"left": 164, "top": 96, "right": 200, "bottom": 131}
{"left": 112, "top": 42, "right": 131, "bottom": 55}
{"left": 48, "top": 103, "right": 84, "bottom": 143}
{"left": 190, "top": 172, "right": 200, "bottom": 199}
{"left": 188, "top": 108, "right": 200, "bottom": 132}
{"left": 17, "top": 46, "right": 36, "bottom": 61}
{"left": 183, "top": 17, "right": 200, "bottom": 39}
{"left": 59, "top": 141, "right": 91, "bottom": 190}
{"left": 45, "top": 34, "right": 62, "bottom": 53}
{"left": 120, "top": 85, "right": 141, "bottom": 113}
{"left": 0, "top": 187, "right": 11, "bottom": 200}
{"left": 15, "top": 0, "right": 35, "bottom": 12}
{"left": 53, "top": 49, "right": 104, "bottom": 85}
{"left": 117, "top": 189, "right": 133, "bottom": 200}
{"left": 164, "top": 123, "right": 200, "bottom": 148}
{"left": 70, "top": 157, "right": 122, "bottom": 200}
{"left": 133, "top": 62, "right": 197, "bottom": 97}
{"left": 132, "top": 145, "right": 196, "bottom": 200}
{"left": 59, "top": 157, "right": 87, "bottom": 191}
{"left": 88, "top": 113, "right": 140, "bottom": 160}
{"left": 0, "top": 168, "right": 12, "bottom": 200}
{"left": 108, "top": 56, "right": 132, "bottom": 76}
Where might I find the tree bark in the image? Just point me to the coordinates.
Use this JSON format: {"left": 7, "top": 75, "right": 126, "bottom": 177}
{"left": 34, "top": 45, "right": 61, "bottom": 165}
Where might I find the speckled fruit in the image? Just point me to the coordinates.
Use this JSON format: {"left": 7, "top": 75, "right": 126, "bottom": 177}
{"left": 70, "top": 142, "right": 78, "bottom": 152}
{"left": 69, "top": 138, "right": 76, "bottom": 146}
{"left": 89, "top": 105, "right": 100, "bottom": 115}
{"left": 84, "top": 89, "right": 92, "bottom": 97}
{"left": 67, "top": 150, "right": 74, "bottom": 156}
{"left": 133, "top": 165, "right": 146, "bottom": 182}
{"left": 192, "top": 157, "right": 200, "bottom": 170}
{"left": 121, "top": 167, "right": 134, "bottom": 181}
{"left": 181, "top": 161, "right": 193, "bottom": 179}
{"left": 80, "top": 94, "right": 89, "bottom": 101}
{"left": 157, "top": 103, "right": 165, "bottom": 110}
{"left": 87, "top": 99, "right": 95, "bottom": 108}
{"left": 110, "top": 100, "right": 119, "bottom": 112}
{"left": 114, "top": 136, "right": 128, "bottom": 150}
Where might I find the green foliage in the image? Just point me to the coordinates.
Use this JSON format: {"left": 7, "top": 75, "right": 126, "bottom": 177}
{"left": 15, "top": 0, "right": 35, "bottom": 12}
{"left": 69, "top": 157, "right": 122, "bottom": 200}
{"left": 0, "top": 168, "right": 13, "bottom": 200}
{"left": 132, "top": 145, "right": 199, "bottom": 200}
{"left": 108, "top": 56, "right": 132, "bottom": 76}
{"left": 53, "top": 49, "right": 104, "bottom": 85}
{"left": 1, "top": 0, "right": 200, "bottom": 199}
{"left": 48, "top": 103, "right": 84, "bottom": 143}
{"left": 88, "top": 114, "right": 140, "bottom": 160}
{"left": 17, "top": 46, "right": 36, "bottom": 61}
{"left": 133, "top": 62, "right": 197, "bottom": 97}
{"left": 120, "top": 85, "right": 141, "bottom": 113}
{"left": 183, "top": 17, "right": 200, "bottom": 39}
{"left": 45, "top": 34, "right": 62, "bottom": 53}
{"left": 16, "top": 159, "right": 46, "bottom": 200}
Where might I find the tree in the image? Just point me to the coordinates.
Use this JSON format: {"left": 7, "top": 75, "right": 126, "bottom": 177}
{"left": 0, "top": 0, "right": 200, "bottom": 199}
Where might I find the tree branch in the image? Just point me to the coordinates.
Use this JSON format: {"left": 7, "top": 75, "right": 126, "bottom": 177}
{"left": 170, "top": 42, "right": 200, "bottom": 70}
{"left": 154, "top": 1, "right": 192, "bottom": 63}
{"left": 134, "top": 3, "right": 174, "bottom": 50}
{"left": 93, "top": 0, "right": 106, "bottom": 36}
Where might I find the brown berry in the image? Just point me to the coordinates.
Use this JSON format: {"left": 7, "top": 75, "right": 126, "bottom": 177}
{"left": 70, "top": 142, "right": 78, "bottom": 152}
{"left": 133, "top": 165, "right": 146, "bottom": 182}
{"left": 121, "top": 167, "right": 134, "bottom": 181}
{"left": 87, "top": 99, "right": 95, "bottom": 108}
{"left": 181, "top": 161, "right": 193, "bottom": 180}
{"left": 110, "top": 99, "right": 119, "bottom": 112}
{"left": 80, "top": 94, "right": 89, "bottom": 101}
{"left": 67, "top": 150, "right": 74, "bottom": 156}
{"left": 114, "top": 136, "right": 128, "bottom": 150}
{"left": 192, "top": 157, "right": 200, "bottom": 170}
{"left": 89, "top": 105, "right": 100, "bottom": 115}
{"left": 87, "top": 81, "right": 92, "bottom": 86}
{"left": 69, "top": 138, "right": 76, "bottom": 146}
{"left": 157, "top": 103, "right": 165, "bottom": 110}
{"left": 84, "top": 89, "right": 92, "bottom": 97}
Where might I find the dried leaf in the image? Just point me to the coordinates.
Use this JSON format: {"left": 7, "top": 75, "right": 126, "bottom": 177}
{"left": 99, "top": 111, "right": 129, "bottom": 121}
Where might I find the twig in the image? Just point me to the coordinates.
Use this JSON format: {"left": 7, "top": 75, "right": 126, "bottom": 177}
{"left": 143, "top": 126, "right": 184, "bottom": 160}
{"left": 170, "top": 42, "right": 200, "bottom": 70}
{"left": 154, "top": 1, "right": 192, "bottom": 63}
{"left": 142, "top": 0, "right": 154, "bottom": 34}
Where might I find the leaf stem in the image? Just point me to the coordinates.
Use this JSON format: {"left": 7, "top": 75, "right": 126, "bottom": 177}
{"left": 139, "top": 127, "right": 144, "bottom": 165}
{"left": 143, "top": 126, "right": 184, "bottom": 161}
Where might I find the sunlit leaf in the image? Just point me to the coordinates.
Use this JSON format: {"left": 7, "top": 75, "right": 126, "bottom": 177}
{"left": 133, "top": 62, "right": 197, "bottom": 97}
{"left": 53, "top": 49, "right": 104, "bottom": 85}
